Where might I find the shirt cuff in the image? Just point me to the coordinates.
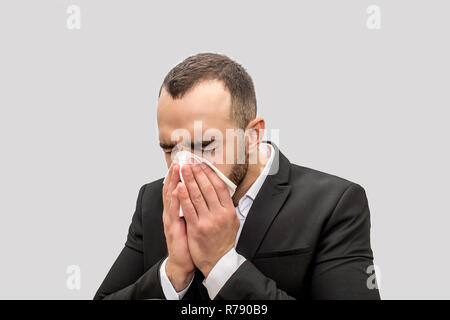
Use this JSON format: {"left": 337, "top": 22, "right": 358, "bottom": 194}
{"left": 159, "top": 257, "right": 194, "bottom": 300}
{"left": 202, "top": 248, "right": 246, "bottom": 299}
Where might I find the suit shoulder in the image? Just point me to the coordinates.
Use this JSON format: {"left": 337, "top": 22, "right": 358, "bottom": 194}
{"left": 287, "top": 164, "right": 369, "bottom": 225}
{"left": 288, "top": 163, "right": 363, "bottom": 197}
{"left": 141, "top": 178, "right": 164, "bottom": 193}
{"left": 134, "top": 178, "right": 164, "bottom": 203}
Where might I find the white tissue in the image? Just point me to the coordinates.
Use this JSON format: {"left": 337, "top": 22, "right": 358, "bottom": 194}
{"left": 163, "top": 151, "right": 237, "bottom": 217}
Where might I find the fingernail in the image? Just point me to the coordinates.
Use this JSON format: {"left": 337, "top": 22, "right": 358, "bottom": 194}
{"left": 200, "top": 163, "right": 207, "bottom": 170}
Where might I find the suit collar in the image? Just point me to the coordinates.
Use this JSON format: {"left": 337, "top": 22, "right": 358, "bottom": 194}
{"left": 235, "top": 142, "right": 291, "bottom": 261}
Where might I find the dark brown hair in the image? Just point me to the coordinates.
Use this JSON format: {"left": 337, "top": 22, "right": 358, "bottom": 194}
{"left": 159, "top": 53, "right": 257, "bottom": 128}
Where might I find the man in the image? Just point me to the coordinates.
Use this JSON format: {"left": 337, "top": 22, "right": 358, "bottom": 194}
{"left": 94, "top": 53, "right": 380, "bottom": 300}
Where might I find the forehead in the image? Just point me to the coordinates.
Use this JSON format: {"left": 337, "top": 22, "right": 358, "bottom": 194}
{"left": 157, "top": 80, "right": 235, "bottom": 141}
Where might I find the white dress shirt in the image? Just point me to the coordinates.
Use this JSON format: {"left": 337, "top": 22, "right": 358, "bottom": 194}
{"left": 159, "top": 143, "right": 275, "bottom": 300}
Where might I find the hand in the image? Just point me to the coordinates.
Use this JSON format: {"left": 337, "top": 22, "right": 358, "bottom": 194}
{"left": 177, "top": 163, "right": 240, "bottom": 278}
{"left": 162, "top": 163, "right": 195, "bottom": 291}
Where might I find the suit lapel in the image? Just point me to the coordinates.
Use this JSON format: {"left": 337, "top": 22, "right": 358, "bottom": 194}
{"left": 235, "top": 143, "right": 291, "bottom": 261}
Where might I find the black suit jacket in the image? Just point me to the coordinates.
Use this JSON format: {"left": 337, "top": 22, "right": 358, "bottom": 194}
{"left": 94, "top": 144, "right": 380, "bottom": 300}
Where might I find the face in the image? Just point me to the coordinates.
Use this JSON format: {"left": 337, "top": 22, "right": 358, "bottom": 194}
{"left": 157, "top": 80, "right": 249, "bottom": 186}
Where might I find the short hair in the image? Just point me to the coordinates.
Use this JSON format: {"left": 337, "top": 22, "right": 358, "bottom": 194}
{"left": 159, "top": 52, "right": 257, "bottom": 129}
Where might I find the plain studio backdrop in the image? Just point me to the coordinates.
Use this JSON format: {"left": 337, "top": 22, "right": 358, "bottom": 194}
{"left": 0, "top": 0, "right": 448, "bottom": 299}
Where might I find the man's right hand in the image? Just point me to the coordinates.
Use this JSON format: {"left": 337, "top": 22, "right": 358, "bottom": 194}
{"left": 162, "top": 163, "right": 195, "bottom": 292}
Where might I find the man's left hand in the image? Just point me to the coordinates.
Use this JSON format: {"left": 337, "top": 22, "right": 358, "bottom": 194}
{"left": 176, "top": 162, "right": 240, "bottom": 278}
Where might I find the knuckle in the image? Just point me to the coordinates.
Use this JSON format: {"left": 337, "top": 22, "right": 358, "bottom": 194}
{"left": 178, "top": 189, "right": 188, "bottom": 199}
{"left": 197, "top": 221, "right": 211, "bottom": 234}
{"left": 162, "top": 216, "right": 170, "bottom": 229}
{"left": 225, "top": 211, "right": 237, "bottom": 225}
{"left": 214, "top": 215, "right": 225, "bottom": 226}
{"left": 191, "top": 193, "right": 203, "bottom": 204}
{"left": 196, "top": 223, "right": 205, "bottom": 234}
{"left": 165, "top": 230, "right": 175, "bottom": 242}
{"left": 204, "top": 165, "right": 213, "bottom": 174}
{"left": 220, "top": 207, "right": 231, "bottom": 217}
{"left": 223, "top": 212, "right": 234, "bottom": 224}
{"left": 216, "top": 182, "right": 227, "bottom": 192}
{"left": 204, "top": 184, "right": 215, "bottom": 194}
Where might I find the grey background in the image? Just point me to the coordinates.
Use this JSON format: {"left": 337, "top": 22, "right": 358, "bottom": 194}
{"left": 0, "top": 0, "right": 448, "bottom": 299}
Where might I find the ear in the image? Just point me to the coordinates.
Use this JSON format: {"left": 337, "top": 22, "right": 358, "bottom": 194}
{"left": 245, "top": 117, "right": 265, "bottom": 153}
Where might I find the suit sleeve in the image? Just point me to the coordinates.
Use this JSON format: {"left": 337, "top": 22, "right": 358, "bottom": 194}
{"left": 213, "top": 259, "right": 296, "bottom": 300}
{"left": 93, "top": 184, "right": 166, "bottom": 300}
{"left": 214, "top": 183, "right": 380, "bottom": 300}
{"left": 310, "top": 183, "right": 380, "bottom": 299}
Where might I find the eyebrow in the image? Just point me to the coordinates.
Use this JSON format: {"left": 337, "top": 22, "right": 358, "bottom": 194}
{"left": 159, "top": 139, "right": 215, "bottom": 150}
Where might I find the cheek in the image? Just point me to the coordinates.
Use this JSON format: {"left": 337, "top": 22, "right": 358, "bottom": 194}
{"left": 201, "top": 146, "right": 225, "bottom": 165}
{"left": 210, "top": 163, "right": 233, "bottom": 178}
{"left": 223, "top": 139, "right": 246, "bottom": 165}
{"left": 205, "top": 145, "right": 238, "bottom": 166}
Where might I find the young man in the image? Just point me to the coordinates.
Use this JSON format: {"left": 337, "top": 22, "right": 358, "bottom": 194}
{"left": 94, "top": 53, "right": 380, "bottom": 300}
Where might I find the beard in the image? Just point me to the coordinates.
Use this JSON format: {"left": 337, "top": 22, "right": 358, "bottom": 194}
{"left": 227, "top": 138, "right": 251, "bottom": 187}
{"left": 229, "top": 162, "right": 248, "bottom": 187}
{"left": 228, "top": 146, "right": 249, "bottom": 187}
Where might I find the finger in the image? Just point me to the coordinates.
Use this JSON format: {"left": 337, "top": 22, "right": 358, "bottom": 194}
{"left": 167, "top": 164, "right": 180, "bottom": 201}
{"left": 177, "top": 182, "right": 198, "bottom": 225}
{"left": 168, "top": 184, "right": 181, "bottom": 219}
{"left": 162, "top": 164, "right": 173, "bottom": 201}
{"left": 181, "top": 164, "right": 210, "bottom": 217}
{"left": 191, "top": 163, "right": 221, "bottom": 210}
{"left": 201, "top": 165, "right": 234, "bottom": 208}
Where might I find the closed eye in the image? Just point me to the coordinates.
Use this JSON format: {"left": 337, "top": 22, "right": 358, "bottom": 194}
{"left": 161, "top": 140, "right": 217, "bottom": 156}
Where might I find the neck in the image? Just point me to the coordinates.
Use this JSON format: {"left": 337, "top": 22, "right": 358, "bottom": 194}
{"left": 232, "top": 147, "right": 270, "bottom": 206}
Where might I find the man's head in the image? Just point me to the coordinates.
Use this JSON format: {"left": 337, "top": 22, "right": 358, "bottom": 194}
{"left": 157, "top": 53, "right": 265, "bottom": 186}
